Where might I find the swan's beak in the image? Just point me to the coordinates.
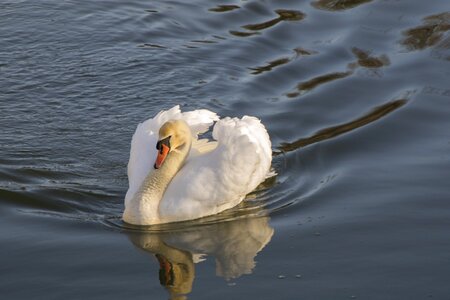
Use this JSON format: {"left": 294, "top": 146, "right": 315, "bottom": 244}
{"left": 156, "top": 254, "right": 174, "bottom": 286}
{"left": 154, "top": 137, "right": 171, "bottom": 169}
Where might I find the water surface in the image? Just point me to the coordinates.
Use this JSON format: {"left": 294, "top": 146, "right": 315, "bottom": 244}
{"left": 1, "top": 0, "right": 450, "bottom": 299}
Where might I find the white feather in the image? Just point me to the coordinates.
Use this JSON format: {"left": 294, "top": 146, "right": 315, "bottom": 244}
{"left": 124, "top": 106, "right": 272, "bottom": 223}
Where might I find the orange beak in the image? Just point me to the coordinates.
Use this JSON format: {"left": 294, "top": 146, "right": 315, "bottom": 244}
{"left": 154, "top": 144, "right": 170, "bottom": 169}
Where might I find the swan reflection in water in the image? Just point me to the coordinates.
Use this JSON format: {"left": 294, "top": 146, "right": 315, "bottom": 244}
{"left": 126, "top": 216, "right": 274, "bottom": 299}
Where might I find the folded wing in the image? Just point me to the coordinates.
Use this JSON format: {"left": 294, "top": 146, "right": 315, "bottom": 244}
{"left": 159, "top": 116, "right": 272, "bottom": 222}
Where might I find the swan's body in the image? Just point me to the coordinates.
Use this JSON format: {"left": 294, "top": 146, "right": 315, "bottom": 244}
{"left": 123, "top": 105, "right": 272, "bottom": 225}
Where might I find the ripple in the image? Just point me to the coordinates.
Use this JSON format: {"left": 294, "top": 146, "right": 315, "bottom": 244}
{"left": 0, "top": 165, "right": 84, "bottom": 186}
{"left": 138, "top": 43, "right": 167, "bottom": 49}
{"left": 2, "top": 167, "right": 280, "bottom": 231}
{"left": 401, "top": 12, "right": 450, "bottom": 51}
{"left": 242, "top": 9, "right": 305, "bottom": 31}
{"left": 208, "top": 5, "right": 240, "bottom": 13}
{"left": 19, "top": 209, "right": 110, "bottom": 223}
{"left": 250, "top": 47, "right": 317, "bottom": 75}
{"left": 287, "top": 71, "right": 352, "bottom": 98}
{"left": 0, "top": 160, "right": 121, "bottom": 216}
{"left": 249, "top": 57, "right": 291, "bottom": 75}
{"left": 294, "top": 47, "right": 318, "bottom": 56}
{"left": 100, "top": 168, "right": 322, "bottom": 234}
{"left": 277, "top": 99, "right": 407, "bottom": 153}
{"left": 190, "top": 39, "right": 218, "bottom": 44}
{"left": 349, "top": 47, "right": 390, "bottom": 69}
{"left": 104, "top": 202, "right": 271, "bottom": 233}
{"left": 229, "top": 30, "right": 260, "bottom": 37}
{"left": 0, "top": 188, "right": 64, "bottom": 212}
{"left": 430, "top": 36, "right": 450, "bottom": 61}
{"left": 311, "top": 0, "right": 372, "bottom": 11}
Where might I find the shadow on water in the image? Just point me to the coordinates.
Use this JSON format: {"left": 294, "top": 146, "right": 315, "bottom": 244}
{"left": 348, "top": 47, "right": 390, "bottom": 69}
{"left": 250, "top": 57, "right": 291, "bottom": 75}
{"left": 126, "top": 216, "right": 274, "bottom": 299}
{"left": 401, "top": 12, "right": 450, "bottom": 51}
{"left": 277, "top": 99, "right": 407, "bottom": 153}
{"left": 287, "top": 47, "right": 391, "bottom": 98}
{"left": 287, "top": 71, "right": 353, "bottom": 98}
{"left": 249, "top": 48, "right": 316, "bottom": 75}
{"left": 242, "top": 10, "right": 305, "bottom": 31}
{"left": 311, "top": 0, "right": 372, "bottom": 11}
{"left": 229, "top": 30, "right": 260, "bottom": 37}
{"left": 208, "top": 5, "right": 240, "bottom": 13}
{"left": 231, "top": 9, "right": 305, "bottom": 37}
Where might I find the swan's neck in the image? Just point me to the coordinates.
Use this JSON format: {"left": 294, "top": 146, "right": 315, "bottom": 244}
{"left": 124, "top": 140, "right": 191, "bottom": 225}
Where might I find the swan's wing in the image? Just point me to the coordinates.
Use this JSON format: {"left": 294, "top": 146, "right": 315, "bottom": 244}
{"left": 125, "top": 106, "right": 219, "bottom": 205}
{"left": 211, "top": 116, "right": 272, "bottom": 191}
{"left": 190, "top": 138, "right": 218, "bottom": 157}
{"left": 160, "top": 116, "right": 272, "bottom": 222}
{"left": 181, "top": 109, "right": 219, "bottom": 137}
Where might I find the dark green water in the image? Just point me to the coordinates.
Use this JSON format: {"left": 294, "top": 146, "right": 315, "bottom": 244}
{"left": 1, "top": 0, "right": 450, "bottom": 299}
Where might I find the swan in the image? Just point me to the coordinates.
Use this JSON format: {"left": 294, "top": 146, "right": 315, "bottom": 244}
{"left": 123, "top": 105, "right": 272, "bottom": 225}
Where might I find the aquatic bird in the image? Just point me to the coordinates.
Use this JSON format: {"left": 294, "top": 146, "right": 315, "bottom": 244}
{"left": 123, "top": 105, "right": 272, "bottom": 225}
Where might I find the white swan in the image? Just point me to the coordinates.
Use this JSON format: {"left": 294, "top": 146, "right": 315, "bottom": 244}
{"left": 123, "top": 105, "right": 272, "bottom": 225}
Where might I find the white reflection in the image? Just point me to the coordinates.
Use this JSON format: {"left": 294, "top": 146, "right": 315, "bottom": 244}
{"left": 126, "top": 216, "right": 274, "bottom": 299}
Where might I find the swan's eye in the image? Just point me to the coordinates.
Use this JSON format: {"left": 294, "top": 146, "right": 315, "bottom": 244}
{"left": 156, "top": 136, "right": 171, "bottom": 153}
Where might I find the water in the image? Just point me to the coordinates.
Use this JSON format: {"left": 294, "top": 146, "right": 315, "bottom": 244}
{"left": 1, "top": 0, "right": 449, "bottom": 299}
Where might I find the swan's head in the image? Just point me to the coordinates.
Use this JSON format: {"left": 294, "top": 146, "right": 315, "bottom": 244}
{"left": 154, "top": 120, "right": 191, "bottom": 169}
